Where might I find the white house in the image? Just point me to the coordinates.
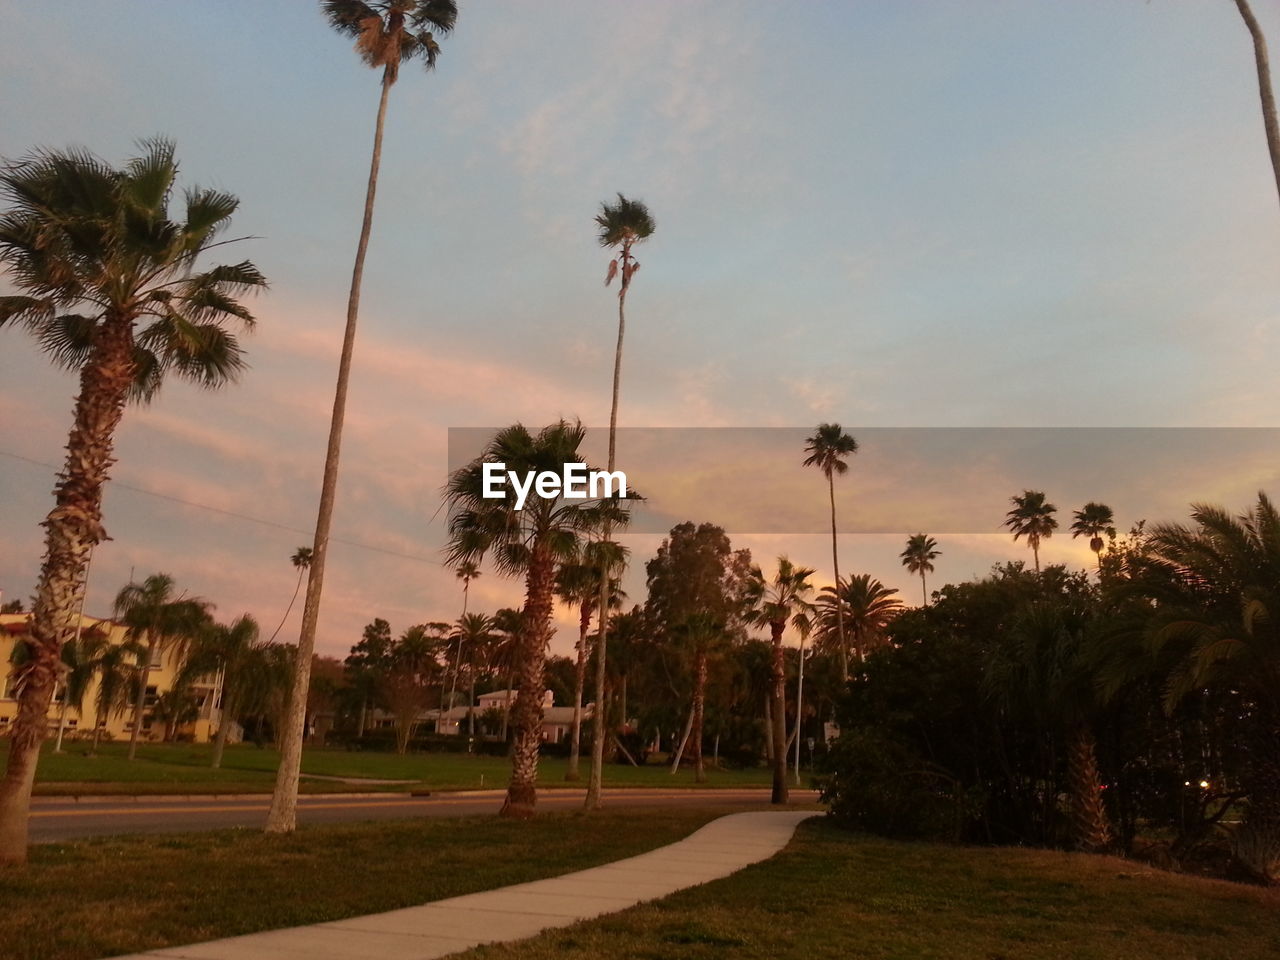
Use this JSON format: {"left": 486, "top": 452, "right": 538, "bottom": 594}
{"left": 426, "top": 689, "right": 593, "bottom": 743}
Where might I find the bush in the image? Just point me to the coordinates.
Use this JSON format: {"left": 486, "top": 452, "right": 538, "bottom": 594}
{"left": 817, "top": 730, "right": 969, "bottom": 840}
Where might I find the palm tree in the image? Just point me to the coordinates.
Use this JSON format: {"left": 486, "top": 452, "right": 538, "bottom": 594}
{"left": 267, "top": 548, "right": 313, "bottom": 644}
{"left": 201, "top": 615, "right": 263, "bottom": 769}
{"left": 556, "top": 541, "right": 626, "bottom": 781}
{"left": 446, "top": 421, "right": 623, "bottom": 817}
{"left": 89, "top": 639, "right": 144, "bottom": 754}
{"left": 489, "top": 607, "right": 522, "bottom": 742}
{"left": 1005, "top": 490, "right": 1058, "bottom": 573}
{"left": 113, "top": 574, "right": 211, "bottom": 760}
{"left": 1234, "top": 0, "right": 1280, "bottom": 207}
{"left": 451, "top": 612, "right": 496, "bottom": 744}
{"left": 52, "top": 629, "right": 108, "bottom": 753}
{"left": 900, "top": 533, "right": 940, "bottom": 607}
{"left": 817, "top": 574, "right": 903, "bottom": 664}
{"left": 587, "top": 193, "right": 655, "bottom": 812}
{"left": 456, "top": 560, "right": 480, "bottom": 616}
{"left": 1139, "top": 493, "right": 1280, "bottom": 881}
{"left": 1070, "top": 503, "right": 1116, "bottom": 572}
{"left": 0, "top": 140, "right": 265, "bottom": 863}
{"left": 744, "top": 557, "right": 816, "bottom": 805}
{"left": 670, "top": 611, "right": 726, "bottom": 784}
{"left": 802, "top": 424, "right": 858, "bottom": 680}
{"left": 268, "top": 0, "right": 459, "bottom": 836}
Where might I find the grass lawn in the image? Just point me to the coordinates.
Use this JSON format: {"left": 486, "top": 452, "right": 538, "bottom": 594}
{"left": 1, "top": 806, "right": 743, "bottom": 960}
{"left": 460, "top": 819, "right": 1280, "bottom": 960}
{"left": 12, "top": 740, "right": 775, "bottom": 795}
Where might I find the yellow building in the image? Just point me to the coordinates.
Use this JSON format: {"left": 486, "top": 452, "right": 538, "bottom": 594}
{"left": 0, "top": 612, "right": 221, "bottom": 744}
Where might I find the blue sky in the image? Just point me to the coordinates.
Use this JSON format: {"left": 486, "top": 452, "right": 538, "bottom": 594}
{"left": 2, "top": 1, "right": 1279, "bottom": 657}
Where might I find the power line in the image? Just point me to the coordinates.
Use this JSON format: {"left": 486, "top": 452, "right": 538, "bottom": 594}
{"left": 0, "top": 448, "right": 444, "bottom": 567}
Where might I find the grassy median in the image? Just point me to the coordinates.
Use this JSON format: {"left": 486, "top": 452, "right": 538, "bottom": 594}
{"left": 2, "top": 806, "right": 742, "bottom": 960}
{"left": 13, "top": 741, "right": 774, "bottom": 795}
{"left": 463, "top": 819, "right": 1280, "bottom": 960}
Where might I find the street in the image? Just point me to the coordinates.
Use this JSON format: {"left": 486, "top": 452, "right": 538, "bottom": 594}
{"left": 29, "top": 788, "right": 821, "bottom": 843}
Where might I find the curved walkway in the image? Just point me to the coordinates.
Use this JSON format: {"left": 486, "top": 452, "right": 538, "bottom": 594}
{"left": 112, "top": 810, "right": 816, "bottom": 960}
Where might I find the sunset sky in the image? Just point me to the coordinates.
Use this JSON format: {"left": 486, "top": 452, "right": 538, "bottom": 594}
{"left": 2, "top": 1, "right": 1279, "bottom": 660}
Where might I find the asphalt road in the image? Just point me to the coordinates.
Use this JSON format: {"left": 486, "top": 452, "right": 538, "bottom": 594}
{"left": 28, "top": 788, "right": 820, "bottom": 843}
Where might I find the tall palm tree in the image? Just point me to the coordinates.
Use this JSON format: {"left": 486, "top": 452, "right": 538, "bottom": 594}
{"left": 446, "top": 421, "right": 623, "bottom": 817}
{"left": 113, "top": 574, "right": 211, "bottom": 760}
{"left": 1070, "top": 502, "right": 1116, "bottom": 572}
{"left": 267, "top": 548, "right": 313, "bottom": 644}
{"left": 0, "top": 140, "right": 265, "bottom": 863}
{"left": 201, "top": 615, "right": 264, "bottom": 769}
{"left": 1234, "top": 0, "right": 1280, "bottom": 207}
{"left": 456, "top": 560, "right": 480, "bottom": 616}
{"left": 268, "top": 0, "right": 459, "bottom": 836}
{"left": 744, "top": 557, "right": 815, "bottom": 805}
{"left": 803, "top": 424, "right": 858, "bottom": 679}
{"left": 556, "top": 540, "right": 626, "bottom": 781}
{"left": 900, "top": 533, "right": 941, "bottom": 607}
{"left": 1005, "top": 490, "right": 1058, "bottom": 573}
{"left": 587, "top": 193, "right": 654, "bottom": 811}
{"left": 816, "top": 574, "right": 903, "bottom": 663}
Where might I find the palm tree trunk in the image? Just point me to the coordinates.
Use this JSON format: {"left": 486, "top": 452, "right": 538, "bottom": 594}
{"left": 669, "top": 703, "right": 695, "bottom": 773}
{"left": 127, "top": 638, "right": 156, "bottom": 762}
{"left": 267, "top": 70, "right": 393, "bottom": 834}
{"left": 446, "top": 634, "right": 464, "bottom": 735}
{"left": 1236, "top": 0, "right": 1280, "bottom": 206}
{"left": 211, "top": 688, "right": 236, "bottom": 769}
{"left": 0, "top": 319, "right": 134, "bottom": 865}
{"left": 1068, "top": 724, "right": 1112, "bottom": 852}
{"left": 769, "top": 621, "right": 789, "bottom": 805}
{"left": 828, "top": 475, "right": 848, "bottom": 681}
{"left": 921, "top": 572, "right": 928, "bottom": 607}
{"left": 692, "top": 648, "right": 707, "bottom": 783}
{"left": 793, "top": 634, "right": 806, "bottom": 785}
{"left": 763, "top": 691, "right": 774, "bottom": 762}
{"left": 53, "top": 695, "right": 69, "bottom": 755}
{"left": 566, "top": 602, "right": 591, "bottom": 781}
{"left": 586, "top": 253, "right": 631, "bottom": 811}
{"left": 503, "top": 546, "right": 555, "bottom": 818}
{"left": 500, "top": 672, "right": 512, "bottom": 743}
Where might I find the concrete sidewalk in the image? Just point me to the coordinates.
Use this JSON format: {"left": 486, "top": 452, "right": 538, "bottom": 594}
{"left": 111, "top": 809, "right": 815, "bottom": 960}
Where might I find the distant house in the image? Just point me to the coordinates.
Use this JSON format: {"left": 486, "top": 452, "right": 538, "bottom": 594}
{"left": 423, "top": 688, "right": 593, "bottom": 743}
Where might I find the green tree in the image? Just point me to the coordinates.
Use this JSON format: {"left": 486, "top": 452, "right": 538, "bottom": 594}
{"left": 1005, "top": 490, "right": 1058, "bottom": 572}
{"left": 113, "top": 574, "right": 211, "bottom": 760}
{"left": 1070, "top": 502, "right": 1116, "bottom": 572}
{"left": 803, "top": 424, "right": 858, "bottom": 678}
{"left": 744, "top": 557, "right": 815, "bottom": 804}
{"left": 0, "top": 140, "right": 264, "bottom": 863}
{"left": 268, "top": 0, "right": 459, "bottom": 835}
{"left": 588, "top": 193, "right": 655, "bottom": 811}
{"left": 345, "top": 618, "right": 392, "bottom": 736}
{"left": 446, "top": 421, "right": 623, "bottom": 817}
{"left": 900, "top": 533, "right": 940, "bottom": 607}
